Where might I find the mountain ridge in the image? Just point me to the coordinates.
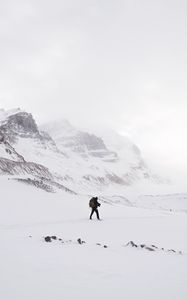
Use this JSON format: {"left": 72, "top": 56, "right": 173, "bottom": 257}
{"left": 0, "top": 108, "right": 166, "bottom": 195}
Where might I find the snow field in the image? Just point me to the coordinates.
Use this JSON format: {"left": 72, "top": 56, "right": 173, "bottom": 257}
{"left": 0, "top": 178, "right": 187, "bottom": 300}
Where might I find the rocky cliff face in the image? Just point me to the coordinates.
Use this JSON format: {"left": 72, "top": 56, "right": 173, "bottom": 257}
{"left": 0, "top": 133, "right": 25, "bottom": 163}
{"left": 0, "top": 109, "right": 56, "bottom": 148}
{"left": 0, "top": 110, "right": 39, "bottom": 142}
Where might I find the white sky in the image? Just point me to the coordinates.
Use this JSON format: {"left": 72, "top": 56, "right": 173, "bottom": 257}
{"left": 0, "top": 0, "right": 187, "bottom": 181}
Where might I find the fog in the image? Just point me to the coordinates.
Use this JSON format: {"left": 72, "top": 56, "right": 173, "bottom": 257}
{"left": 0, "top": 0, "right": 187, "bottom": 185}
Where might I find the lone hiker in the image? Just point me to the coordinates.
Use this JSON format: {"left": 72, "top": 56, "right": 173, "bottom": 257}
{"left": 89, "top": 197, "right": 101, "bottom": 220}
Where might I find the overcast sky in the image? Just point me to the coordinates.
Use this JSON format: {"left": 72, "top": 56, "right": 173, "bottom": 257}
{"left": 0, "top": 0, "right": 187, "bottom": 180}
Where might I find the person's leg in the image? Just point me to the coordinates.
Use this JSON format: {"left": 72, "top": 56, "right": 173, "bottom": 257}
{"left": 90, "top": 208, "right": 94, "bottom": 219}
{"left": 95, "top": 208, "right": 100, "bottom": 220}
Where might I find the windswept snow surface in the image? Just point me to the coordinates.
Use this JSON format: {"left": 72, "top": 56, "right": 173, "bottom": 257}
{"left": 0, "top": 177, "right": 187, "bottom": 300}
{"left": 136, "top": 193, "right": 187, "bottom": 213}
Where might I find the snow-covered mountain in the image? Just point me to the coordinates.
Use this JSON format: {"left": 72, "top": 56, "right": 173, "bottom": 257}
{"left": 40, "top": 119, "right": 164, "bottom": 192}
{"left": 0, "top": 108, "right": 164, "bottom": 195}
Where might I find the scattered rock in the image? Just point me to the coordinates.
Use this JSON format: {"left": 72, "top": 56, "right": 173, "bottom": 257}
{"left": 42, "top": 236, "right": 183, "bottom": 255}
{"left": 168, "top": 249, "right": 176, "bottom": 253}
{"left": 145, "top": 247, "right": 155, "bottom": 251}
{"left": 77, "top": 238, "right": 85, "bottom": 244}
{"left": 126, "top": 241, "right": 138, "bottom": 248}
{"left": 151, "top": 245, "right": 158, "bottom": 249}
{"left": 125, "top": 241, "right": 182, "bottom": 254}
{"left": 44, "top": 236, "right": 52, "bottom": 242}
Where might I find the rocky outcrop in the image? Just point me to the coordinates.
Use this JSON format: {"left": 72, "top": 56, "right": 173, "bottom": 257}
{"left": 0, "top": 133, "right": 25, "bottom": 162}
{"left": 0, "top": 111, "right": 39, "bottom": 143}
{"left": 0, "top": 157, "right": 52, "bottom": 178}
{"left": 0, "top": 110, "right": 58, "bottom": 152}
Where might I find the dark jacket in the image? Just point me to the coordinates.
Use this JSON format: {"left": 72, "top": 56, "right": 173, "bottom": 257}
{"left": 93, "top": 197, "right": 101, "bottom": 208}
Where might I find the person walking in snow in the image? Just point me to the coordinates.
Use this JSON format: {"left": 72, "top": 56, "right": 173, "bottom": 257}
{"left": 89, "top": 197, "right": 101, "bottom": 220}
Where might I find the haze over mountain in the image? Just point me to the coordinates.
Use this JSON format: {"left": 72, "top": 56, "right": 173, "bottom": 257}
{"left": 0, "top": 108, "right": 166, "bottom": 197}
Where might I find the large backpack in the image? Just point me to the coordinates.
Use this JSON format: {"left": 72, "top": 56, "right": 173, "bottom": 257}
{"left": 89, "top": 198, "right": 96, "bottom": 208}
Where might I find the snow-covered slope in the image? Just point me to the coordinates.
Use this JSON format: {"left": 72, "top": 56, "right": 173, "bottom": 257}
{"left": 0, "top": 177, "right": 186, "bottom": 300}
{"left": 136, "top": 193, "right": 187, "bottom": 212}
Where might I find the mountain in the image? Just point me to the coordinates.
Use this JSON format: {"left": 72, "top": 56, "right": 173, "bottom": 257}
{"left": 0, "top": 108, "right": 163, "bottom": 195}
{"left": 0, "top": 109, "right": 75, "bottom": 193}
{"left": 41, "top": 120, "right": 163, "bottom": 189}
